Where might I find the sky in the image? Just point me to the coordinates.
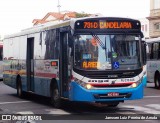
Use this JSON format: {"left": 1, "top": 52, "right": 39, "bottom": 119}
{"left": 0, "top": 0, "right": 150, "bottom": 38}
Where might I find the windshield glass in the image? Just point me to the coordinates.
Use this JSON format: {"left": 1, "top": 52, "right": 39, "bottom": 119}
{"left": 74, "top": 34, "right": 141, "bottom": 70}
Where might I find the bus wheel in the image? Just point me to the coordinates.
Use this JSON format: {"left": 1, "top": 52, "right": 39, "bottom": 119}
{"left": 17, "top": 77, "right": 24, "bottom": 98}
{"left": 154, "top": 73, "right": 160, "bottom": 89}
{"left": 51, "top": 85, "right": 62, "bottom": 108}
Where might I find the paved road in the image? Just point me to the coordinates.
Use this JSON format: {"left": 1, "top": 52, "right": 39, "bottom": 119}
{"left": 0, "top": 82, "right": 159, "bottom": 123}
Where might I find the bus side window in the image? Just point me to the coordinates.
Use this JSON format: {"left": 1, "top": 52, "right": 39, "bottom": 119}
{"left": 44, "top": 29, "right": 59, "bottom": 59}
{"left": 150, "top": 43, "right": 158, "bottom": 59}
{"left": 153, "top": 43, "right": 159, "bottom": 59}
{"left": 146, "top": 43, "right": 150, "bottom": 60}
{"left": 150, "top": 43, "right": 153, "bottom": 59}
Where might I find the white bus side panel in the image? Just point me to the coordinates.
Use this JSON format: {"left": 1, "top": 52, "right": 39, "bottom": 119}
{"left": 147, "top": 60, "right": 160, "bottom": 82}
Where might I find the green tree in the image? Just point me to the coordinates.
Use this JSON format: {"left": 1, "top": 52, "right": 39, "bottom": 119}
{"left": 75, "top": 12, "right": 90, "bottom": 18}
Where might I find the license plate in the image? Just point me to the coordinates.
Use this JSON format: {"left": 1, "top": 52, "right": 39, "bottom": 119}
{"left": 107, "top": 92, "right": 119, "bottom": 97}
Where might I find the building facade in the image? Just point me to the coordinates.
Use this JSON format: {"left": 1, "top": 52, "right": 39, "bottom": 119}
{"left": 139, "top": 18, "right": 149, "bottom": 39}
{"left": 147, "top": 0, "right": 160, "bottom": 38}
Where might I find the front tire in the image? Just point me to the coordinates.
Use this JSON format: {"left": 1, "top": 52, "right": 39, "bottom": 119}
{"left": 154, "top": 73, "right": 160, "bottom": 89}
{"left": 51, "top": 84, "right": 62, "bottom": 108}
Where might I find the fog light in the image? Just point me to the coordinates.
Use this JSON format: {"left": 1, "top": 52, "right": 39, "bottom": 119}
{"left": 86, "top": 84, "right": 92, "bottom": 89}
{"left": 132, "top": 83, "right": 137, "bottom": 88}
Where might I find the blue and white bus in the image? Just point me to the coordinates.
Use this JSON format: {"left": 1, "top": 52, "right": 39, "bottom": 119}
{"left": 3, "top": 17, "right": 147, "bottom": 108}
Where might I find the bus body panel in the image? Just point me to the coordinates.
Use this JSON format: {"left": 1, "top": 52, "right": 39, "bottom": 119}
{"left": 3, "top": 59, "right": 60, "bottom": 97}
{"left": 3, "top": 73, "right": 53, "bottom": 97}
{"left": 143, "top": 74, "right": 147, "bottom": 86}
{"left": 33, "top": 77, "right": 51, "bottom": 96}
{"left": 147, "top": 60, "right": 160, "bottom": 83}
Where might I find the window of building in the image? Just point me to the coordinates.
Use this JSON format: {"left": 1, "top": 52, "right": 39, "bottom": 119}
{"left": 141, "top": 25, "right": 144, "bottom": 31}
{"left": 154, "top": 0, "right": 160, "bottom": 9}
{"left": 145, "top": 24, "right": 147, "bottom": 32}
{"left": 154, "top": 23, "right": 160, "bottom": 30}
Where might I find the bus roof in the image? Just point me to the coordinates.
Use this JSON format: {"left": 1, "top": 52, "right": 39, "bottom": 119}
{"left": 4, "top": 20, "right": 71, "bottom": 39}
{"left": 4, "top": 16, "right": 140, "bottom": 39}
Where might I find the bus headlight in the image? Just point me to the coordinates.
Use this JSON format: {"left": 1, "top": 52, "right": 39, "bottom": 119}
{"left": 131, "top": 83, "right": 137, "bottom": 88}
{"left": 131, "top": 78, "right": 142, "bottom": 88}
{"left": 74, "top": 78, "right": 93, "bottom": 89}
{"left": 86, "top": 84, "right": 92, "bottom": 89}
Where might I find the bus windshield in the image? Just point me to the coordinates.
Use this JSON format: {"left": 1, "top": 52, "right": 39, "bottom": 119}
{"left": 74, "top": 34, "right": 141, "bottom": 70}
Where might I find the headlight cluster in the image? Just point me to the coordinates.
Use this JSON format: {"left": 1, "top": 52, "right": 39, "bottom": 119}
{"left": 131, "top": 78, "right": 142, "bottom": 88}
{"left": 73, "top": 77, "right": 143, "bottom": 89}
{"left": 74, "top": 78, "right": 93, "bottom": 89}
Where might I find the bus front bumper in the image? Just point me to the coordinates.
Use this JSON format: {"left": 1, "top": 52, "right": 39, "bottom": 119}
{"left": 69, "top": 81, "right": 145, "bottom": 102}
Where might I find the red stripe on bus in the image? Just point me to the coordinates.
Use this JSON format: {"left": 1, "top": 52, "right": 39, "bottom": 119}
{"left": 35, "top": 72, "right": 57, "bottom": 78}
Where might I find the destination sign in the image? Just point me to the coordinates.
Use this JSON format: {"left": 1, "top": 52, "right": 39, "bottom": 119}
{"left": 82, "top": 61, "right": 100, "bottom": 69}
{"left": 84, "top": 21, "right": 132, "bottom": 29}
{"left": 75, "top": 18, "right": 141, "bottom": 30}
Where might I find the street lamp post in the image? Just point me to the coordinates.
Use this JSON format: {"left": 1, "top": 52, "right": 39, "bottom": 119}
{"left": 57, "top": 0, "right": 61, "bottom": 14}
{"left": 57, "top": 0, "right": 61, "bottom": 22}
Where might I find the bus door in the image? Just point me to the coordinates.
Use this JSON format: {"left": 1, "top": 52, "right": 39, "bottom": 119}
{"left": 59, "top": 31, "right": 71, "bottom": 97}
{"left": 27, "top": 38, "right": 34, "bottom": 92}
